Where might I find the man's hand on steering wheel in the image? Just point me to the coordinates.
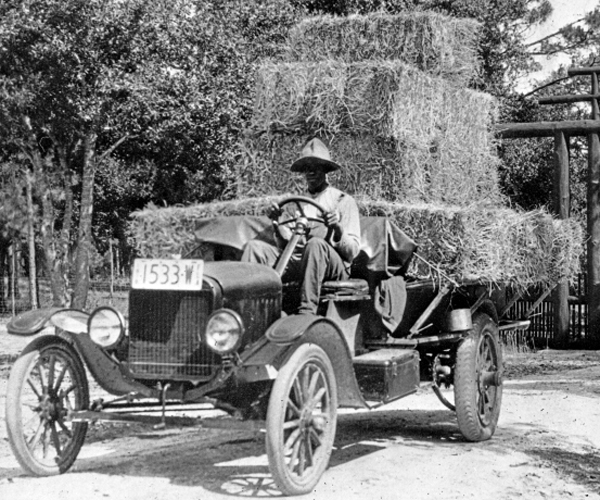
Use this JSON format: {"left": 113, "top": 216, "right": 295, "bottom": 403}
{"left": 323, "top": 210, "right": 343, "bottom": 241}
{"left": 267, "top": 201, "right": 283, "bottom": 221}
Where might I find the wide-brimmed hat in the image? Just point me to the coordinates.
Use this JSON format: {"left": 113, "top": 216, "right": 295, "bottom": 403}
{"left": 290, "top": 138, "right": 341, "bottom": 173}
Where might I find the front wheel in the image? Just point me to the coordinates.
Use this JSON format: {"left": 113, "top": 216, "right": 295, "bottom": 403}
{"left": 454, "top": 313, "right": 503, "bottom": 442}
{"left": 266, "top": 344, "right": 338, "bottom": 496}
{"left": 5, "top": 340, "right": 89, "bottom": 475}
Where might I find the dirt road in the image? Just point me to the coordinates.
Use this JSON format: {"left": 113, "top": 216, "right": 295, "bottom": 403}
{"left": 1, "top": 332, "right": 599, "bottom": 500}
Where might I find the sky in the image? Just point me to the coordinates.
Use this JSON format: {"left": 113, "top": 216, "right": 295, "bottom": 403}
{"left": 517, "top": 0, "right": 599, "bottom": 91}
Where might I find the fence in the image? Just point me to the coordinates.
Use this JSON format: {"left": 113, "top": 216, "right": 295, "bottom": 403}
{"left": 503, "top": 273, "right": 588, "bottom": 348}
{"left": 0, "top": 277, "right": 129, "bottom": 318}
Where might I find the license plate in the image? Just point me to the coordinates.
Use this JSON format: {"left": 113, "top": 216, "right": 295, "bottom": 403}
{"left": 131, "top": 259, "right": 204, "bottom": 290}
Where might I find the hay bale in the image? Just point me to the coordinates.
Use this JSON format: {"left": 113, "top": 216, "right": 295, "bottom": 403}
{"left": 285, "top": 12, "right": 481, "bottom": 84}
{"left": 128, "top": 198, "right": 583, "bottom": 289}
{"left": 241, "top": 60, "right": 501, "bottom": 205}
{"left": 252, "top": 60, "right": 496, "bottom": 144}
{"left": 237, "top": 130, "right": 502, "bottom": 206}
{"left": 358, "top": 199, "right": 583, "bottom": 288}
{"left": 128, "top": 198, "right": 279, "bottom": 259}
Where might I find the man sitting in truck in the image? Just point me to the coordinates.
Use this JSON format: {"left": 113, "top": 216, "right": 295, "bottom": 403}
{"left": 242, "top": 138, "right": 361, "bottom": 314}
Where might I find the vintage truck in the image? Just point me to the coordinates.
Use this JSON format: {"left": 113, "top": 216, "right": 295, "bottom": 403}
{"left": 4, "top": 196, "right": 530, "bottom": 496}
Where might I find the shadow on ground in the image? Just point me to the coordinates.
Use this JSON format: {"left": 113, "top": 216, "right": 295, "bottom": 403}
{"left": 0, "top": 406, "right": 543, "bottom": 498}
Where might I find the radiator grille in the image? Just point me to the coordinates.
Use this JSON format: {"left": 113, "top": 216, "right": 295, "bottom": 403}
{"left": 128, "top": 290, "right": 220, "bottom": 380}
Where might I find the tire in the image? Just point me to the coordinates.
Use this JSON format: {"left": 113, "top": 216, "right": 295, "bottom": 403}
{"left": 5, "top": 341, "right": 89, "bottom": 476}
{"left": 454, "top": 313, "right": 503, "bottom": 442}
{"left": 266, "top": 344, "right": 338, "bottom": 496}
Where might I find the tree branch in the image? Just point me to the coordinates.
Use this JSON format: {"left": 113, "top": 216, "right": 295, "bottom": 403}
{"left": 522, "top": 75, "right": 572, "bottom": 98}
{"left": 98, "top": 134, "right": 132, "bottom": 163}
{"left": 529, "top": 39, "right": 591, "bottom": 56}
{"left": 526, "top": 17, "right": 587, "bottom": 48}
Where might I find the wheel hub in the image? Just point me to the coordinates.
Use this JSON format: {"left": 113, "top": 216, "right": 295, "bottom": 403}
{"left": 299, "top": 407, "right": 313, "bottom": 430}
{"left": 37, "top": 392, "right": 65, "bottom": 422}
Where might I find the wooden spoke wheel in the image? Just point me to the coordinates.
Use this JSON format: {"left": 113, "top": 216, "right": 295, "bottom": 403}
{"left": 5, "top": 341, "right": 89, "bottom": 475}
{"left": 454, "top": 314, "right": 503, "bottom": 442}
{"left": 266, "top": 344, "right": 337, "bottom": 496}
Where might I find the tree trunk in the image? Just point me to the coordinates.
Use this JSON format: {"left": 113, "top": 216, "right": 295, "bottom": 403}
{"left": 35, "top": 164, "right": 69, "bottom": 307}
{"left": 56, "top": 147, "right": 75, "bottom": 303}
{"left": 20, "top": 115, "right": 68, "bottom": 307}
{"left": 24, "top": 170, "right": 38, "bottom": 309}
{"left": 0, "top": 241, "right": 7, "bottom": 313}
{"left": 71, "top": 132, "right": 97, "bottom": 310}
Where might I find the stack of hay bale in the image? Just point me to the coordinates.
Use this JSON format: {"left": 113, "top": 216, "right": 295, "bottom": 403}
{"left": 239, "top": 12, "right": 500, "bottom": 206}
{"left": 130, "top": 11, "right": 583, "bottom": 289}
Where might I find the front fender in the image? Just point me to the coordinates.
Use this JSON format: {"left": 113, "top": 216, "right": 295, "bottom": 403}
{"left": 7, "top": 308, "right": 157, "bottom": 399}
{"left": 7, "top": 308, "right": 89, "bottom": 336}
{"left": 16, "top": 333, "right": 78, "bottom": 358}
{"left": 244, "top": 314, "right": 367, "bottom": 409}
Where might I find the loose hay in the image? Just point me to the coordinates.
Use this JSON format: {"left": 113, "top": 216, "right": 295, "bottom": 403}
{"left": 128, "top": 198, "right": 583, "bottom": 290}
{"left": 285, "top": 11, "right": 481, "bottom": 85}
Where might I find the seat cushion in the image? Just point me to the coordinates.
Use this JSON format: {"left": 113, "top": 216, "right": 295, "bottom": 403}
{"left": 321, "top": 278, "right": 369, "bottom": 296}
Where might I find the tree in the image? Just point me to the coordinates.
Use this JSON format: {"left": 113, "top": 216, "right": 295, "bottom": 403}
{"left": 498, "top": 2, "right": 600, "bottom": 212}
{"left": 496, "top": 94, "right": 588, "bottom": 214}
{"left": 0, "top": 158, "right": 29, "bottom": 311}
{"left": 526, "top": 5, "right": 600, "bottom": 62}
{"left": 0, "top": 0, "right": 299, "bottom": 308}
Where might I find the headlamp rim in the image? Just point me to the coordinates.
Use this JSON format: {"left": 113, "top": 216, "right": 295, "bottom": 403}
{"left": 87, "top": 306, "right": 126, "bottom": 350}
{"left": 204, "top": 308, "right": 244, "bottom": 354}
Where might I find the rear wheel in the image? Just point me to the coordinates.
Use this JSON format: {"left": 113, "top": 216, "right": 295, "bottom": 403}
{"left": 266, "top": 344, "right": 337, "bottom": 496}
{"left": 5, "top": 341, "right": 89, "bottom": 475}
{"left": 454, "top": 313, "right": 503, "bottom": 442}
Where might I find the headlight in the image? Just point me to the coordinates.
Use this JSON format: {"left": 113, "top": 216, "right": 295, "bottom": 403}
{"left": 88, "top": 307, "right": 125, "bottom": 350}
{"left": 204, "top": 309, "right": 243, "bottom": 354}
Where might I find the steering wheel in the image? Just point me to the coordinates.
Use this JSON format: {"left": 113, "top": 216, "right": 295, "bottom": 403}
{"left": 276, "top": 196, "right": 327, "bottom": 230}
{"left": 272, "top": 196, "right": 328, "bottom": 277}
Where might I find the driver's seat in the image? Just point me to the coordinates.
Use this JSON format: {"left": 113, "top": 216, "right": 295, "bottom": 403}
{"left": 320, "top": 278, "right": 369, "bottom": 300}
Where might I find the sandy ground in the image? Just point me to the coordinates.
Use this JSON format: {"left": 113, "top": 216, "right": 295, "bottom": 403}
{"left": 1, "top": 328, "right": 600, "bottom": 500}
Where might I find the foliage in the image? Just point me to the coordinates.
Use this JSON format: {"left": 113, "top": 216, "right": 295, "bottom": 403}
{"left": 527, "top": 5, "right": 600, "bottom": 61}
{"left": 497, "top": 0, "right": 600, "bottom": 214}
{"left": 97, "top": 0, "right": 300, "bottom": 210}
{"left": 290, "top": 0, "right": 420, "bottom": 15}
{"left": 0, "top": 0, "right": 301, "bottom": 306}
{"left": 415, "top": 0, "right": 551, "bottom": 95}
{"left": 0, "top": 159, "right": 27, "bottom": 241}
{"left": 497, "top": 93, "right": 588, "bottom": 216}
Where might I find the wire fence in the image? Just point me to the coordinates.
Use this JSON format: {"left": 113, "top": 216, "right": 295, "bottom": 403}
{"left": 0, "top": 277, "right": 129, "bottom": 318}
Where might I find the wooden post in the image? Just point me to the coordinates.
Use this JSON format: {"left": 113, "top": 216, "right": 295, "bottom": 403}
{"left": 552, "top": 131, "right": 570, "bottom": 347}
{"left": 588, "top": 72, "right": 600, "bottom": 349}
{"left": 588, "top": 131, "right": 600, "bottom": 349}
{"left": 591, "top": 72, "right": 600, "bottom": 120}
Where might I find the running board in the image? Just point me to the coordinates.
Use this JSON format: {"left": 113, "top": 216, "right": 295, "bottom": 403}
{"left": 69, "top": 410, "right": 265, "bottom": 431}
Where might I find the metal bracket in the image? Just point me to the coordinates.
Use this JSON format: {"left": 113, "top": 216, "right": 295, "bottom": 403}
{"left": 153, "top": 383, "right": 171, "bottom": 430}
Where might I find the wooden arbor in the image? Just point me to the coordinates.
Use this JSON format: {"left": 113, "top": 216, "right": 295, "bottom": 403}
{"left": 497, "top": 66, "right": 600, "bottom": 349}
